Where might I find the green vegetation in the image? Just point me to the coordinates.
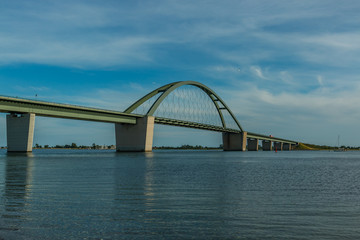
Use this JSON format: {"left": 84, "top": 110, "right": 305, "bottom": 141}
{"left": 33, "top": 143, "right": 116, "bottom": 150}
{"left": 11, "top": 142, "right": 359, "bottom": 151}
{"left": 293, "top": 143, "right": 360, "bottom": 151}
{"left": 154, "top": 144, "right": 222, "bottom": 150}
{"left": 293, "top": 143, "right": 327, "bottom": 150}
{"left": 31, "top": 143, "right": 220, "bottom": 150}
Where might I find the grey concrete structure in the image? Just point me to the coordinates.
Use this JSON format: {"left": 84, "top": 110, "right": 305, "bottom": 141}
{"left": 274, "top": 142, "right": 283, "bottom": 151}
{"left": 223, "top": 131, "right": 247, "bottom": 151}
{"left": 115, "top": 116, "right": 155, "bottom": 152}
{"left": 262, "top": 140, "right": 273, "bottom": 151}
{"left": 247, "top": 138, "right": 259, "bottom": 151}
{"left": 283, "top": 143, "right": 291, "bottom": 151}
{"left": 7, "top": 113, "right": 35, "bottom": 152}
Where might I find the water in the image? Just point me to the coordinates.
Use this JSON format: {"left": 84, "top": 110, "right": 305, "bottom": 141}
{"left": 1, "top": 149, "right": 360, "bottom": 239}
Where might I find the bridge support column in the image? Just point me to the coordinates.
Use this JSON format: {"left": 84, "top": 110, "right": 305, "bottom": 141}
{"left": 283, "top": 143, "right": 291, "bottom": 151}
{"left": 7, "top": 113, "right": 35, "bottom": 152}
{"left": 115, "top": 116, "right": 154, "bottom": 152}
{"left": 222, "top": 131, "right": 247, "bottom": 151}
{"left": 247, "top": 138, "right": 259, "bottom": 151}
{"left": 262, "top": 140, "right": 272, "bottom": 151}
{"left": 274, "top": 142, "right": 283, "bottom": 151}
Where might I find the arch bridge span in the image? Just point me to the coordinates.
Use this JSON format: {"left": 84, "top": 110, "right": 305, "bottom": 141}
{"left": 124, "top": 81, "right": 243, "bottom": 132}
{"left": 0, "top": 81, "right": 298, "bottom": 152}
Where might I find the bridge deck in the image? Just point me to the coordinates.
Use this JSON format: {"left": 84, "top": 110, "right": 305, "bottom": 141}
{"left": 154, "top": 117, "right": 238, "bottom": 133}
{"left": 0, "top": 95, "right": 138, "bottom": 124}
{"left": 247, "top": 132, "right": 298, "bottom": 144}
{"left": 0, "top": 95, "right": 298, "bottom": 145}
{"left": 155, "top": 117, "right": 297, "bottom": 144}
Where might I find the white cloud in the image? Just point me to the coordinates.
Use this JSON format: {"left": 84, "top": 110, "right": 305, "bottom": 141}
{"left": 279, "top": 71, "right": 295, "bottom": 85}
{"left": 302, "top": 33, "right": 360, "bottom": 50}
{"left": 317, "top": 75, "right": 324, "bottom": 86}
{"left": 220, "top": 82, "right": 360, "bottom": 146}
{"left": 211, "top": 65, "right": 241, "bottom": 73}
{"left": 0, "top": 35, "right": 166, "bottom": 68}
{"left": 0, "top": 0, "right": 351, "bottom": 68}
{"left": 0, "top": 0, "right": 359, "bottom": 72}
{"left": 250, "top": 66, "right": 267, "bottom": 79}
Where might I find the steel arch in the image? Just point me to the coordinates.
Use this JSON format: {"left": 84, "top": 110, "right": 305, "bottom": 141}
{"left": 124, "top": 81, "right": 243, "bottom": 131}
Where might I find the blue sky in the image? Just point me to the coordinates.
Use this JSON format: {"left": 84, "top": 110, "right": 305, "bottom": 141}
{"left": 1, "top": 0, "right": 360, "bottom": 147}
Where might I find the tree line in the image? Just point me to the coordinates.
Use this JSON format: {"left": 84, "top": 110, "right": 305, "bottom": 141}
{"left": 34, "top": 143, "right": 115, "bottom": 149}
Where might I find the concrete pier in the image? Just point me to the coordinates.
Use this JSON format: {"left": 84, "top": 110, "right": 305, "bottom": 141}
{"left": 223, "top": 131, "right": 247, "bottom": 151}
{"left": 247, "top": 138, "right": 259, "bottom": 151}
{"left": 7, "top": 113, "right": 35, "bottom": 152}
{"left": 115, "top": 116, "right": 154, "bottom": 152}
{"left": 262, "top": 140, "right": 273, "bottom": 151}
{"left": 283, "top": 143, "right": 291, "bottom": 151}
{"left": 274, "top": 142, "right": 283, "bottom": 151}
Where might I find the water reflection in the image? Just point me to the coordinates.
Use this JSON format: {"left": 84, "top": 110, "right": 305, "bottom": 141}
{"left": 144, "top": 152, "right": 154, "bottom": 159}
{"left": 2, "top": 154, "right": 34, "bottom": 230}
{"left": 6, "top": 152, "right": 34, "bottom": 158}
{"left": 144, "top": 153, "right": 155, "bottom": 206}
{"left": 141, "top": 151, "right": 247, "bottom": 237}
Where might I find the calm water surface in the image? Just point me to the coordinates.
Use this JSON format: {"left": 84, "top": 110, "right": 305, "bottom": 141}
{"left": 1, "top": 149, "right": 360, "bottom": 239}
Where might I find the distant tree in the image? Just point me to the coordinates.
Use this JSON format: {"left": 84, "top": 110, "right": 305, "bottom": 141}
{"left": 71, "top": 143, "right": 77, "bottom": 148}
{"left": 44, "top": 145, "right": 49, "bottom": 148}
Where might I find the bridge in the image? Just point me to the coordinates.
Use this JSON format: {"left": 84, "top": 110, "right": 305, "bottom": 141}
{"left": 0, "top": 81, "right": 298, "bottom": 152}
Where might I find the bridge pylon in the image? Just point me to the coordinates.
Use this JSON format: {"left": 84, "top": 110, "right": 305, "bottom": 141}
{"left": 7, "top": 113, "right": 35, "bottom": 152}
{"left": 283, "top": 143, "right": 292, "bottom": 151}
{"left": 222, "top": 132, "right": 247, "bottom": 151}
{"left": 248, "top": 138, "right": 259, "bottom": 151}
{"left": 274, "top": 142, "right": 283, "bottom": 151}
{"left": 262, "top": 140, "right": 273, "bottom": 151}
{"left": 115, "top": 116, "right": 154, "bottom": 152}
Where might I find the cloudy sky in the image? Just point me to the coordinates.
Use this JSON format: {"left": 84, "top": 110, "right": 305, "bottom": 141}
{"left": 1, "top": 0, "right": 360, "bottom": 147}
